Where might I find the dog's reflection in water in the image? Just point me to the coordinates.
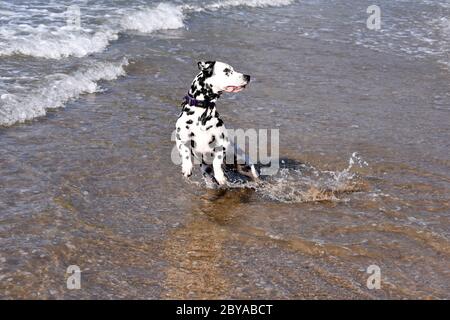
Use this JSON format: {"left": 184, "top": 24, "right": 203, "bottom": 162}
{"left": 199, "top": 185, "right": 254, "bottom": 223}
{"left": 163, "top": 182, "right": 254, "bottom": 299}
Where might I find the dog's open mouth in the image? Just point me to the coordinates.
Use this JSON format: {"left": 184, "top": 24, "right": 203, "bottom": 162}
{"left": 224, "top": 84, "right": 247, "bottom": 93}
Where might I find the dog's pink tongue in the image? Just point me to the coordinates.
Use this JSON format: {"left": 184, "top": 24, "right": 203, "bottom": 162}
{"left": 225, "top": 86, "right": 244, "bottom": 93}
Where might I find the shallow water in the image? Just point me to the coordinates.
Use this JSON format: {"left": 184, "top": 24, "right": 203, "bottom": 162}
{"left": 0, "top": 0, "right": 449, "bottom": 299}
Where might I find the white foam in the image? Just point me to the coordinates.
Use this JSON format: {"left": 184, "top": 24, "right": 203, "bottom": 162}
{"left": 0, "top": 24, "right": 118, "bottom": 59}
{"left": 121, "top": 3, "right": 184, "bottom": 33}
{"left": 353, "top": 6, "right": 450, "bottom": 72}
{"left": 0, "top": 58, "right": 128, "bottom": 126}
{"left": 182, "top": 0, "right": 294, "bottom": 12}
{"left": 0, "top": 1, "right": 295, "bottom": 59}
{"left": 205, "top": 0, "right": 295, "bottom": 10}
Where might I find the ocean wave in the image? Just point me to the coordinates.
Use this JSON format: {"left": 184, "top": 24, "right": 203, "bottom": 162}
{"left": 0, "top": 0, "right": 296, "bottom": 125}
{"left": 119, "top": 0, "right": 294, "bottom": 33}
{"left": 205, "top": 0, "right": 295, "bottom": 10}
{"left": 120, "top": 3, "right": 184, "bottom": 33}
{"left": 182, "top": 0, "right": 294, "bottom": 12}
{"left": 0, "top": 58, "right": 128, "bottom": 126}
{"left": 0, "top": 24, "right": 118, "bottom": 59}
{"left": 0, "top": 1, "right": 295, "bottom": 59}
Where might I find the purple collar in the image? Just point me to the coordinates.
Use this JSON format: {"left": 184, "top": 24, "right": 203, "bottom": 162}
{"left": 184, "top": 94, "right": 215, "bottom": 108}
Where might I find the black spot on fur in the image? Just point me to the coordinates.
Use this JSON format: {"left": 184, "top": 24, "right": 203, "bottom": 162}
{"left": 216, "top": 119, "right": 223, "bottom": 127}
{"left": 206, "top": 125, "right": 213, "bottom": 130}
{"left": 189, "top": 62, "right": 222, "bottom": 101}
{"left": 190, "top": 132, "right": 195, "bottom": 137}
{"left": 186, "top": 119, "right": 193, "bottom": 124}
{"left": 198, "top": 61, "right": 215, "bottom": 77}
{"left": 176, "top": 134, "right": 181, "bottom": 140}
{"left": 191, "top": 140, "right": 196, "bottom": 148}
{"left": 203, "top": 115, "right": 212, "bottom": 123}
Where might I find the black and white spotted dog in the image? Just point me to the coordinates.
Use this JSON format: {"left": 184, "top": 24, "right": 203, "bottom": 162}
{"left": 175, "top": 61, "right": 259, "bottom": 185}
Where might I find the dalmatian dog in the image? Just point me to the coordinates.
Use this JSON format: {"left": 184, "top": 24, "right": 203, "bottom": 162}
{"left": 175, "top": 61, "right": 259, "bottom": 185}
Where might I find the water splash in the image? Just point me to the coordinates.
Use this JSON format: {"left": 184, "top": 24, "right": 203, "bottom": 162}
{"left": 253, "top": 153, "right": 368, "bottom": 203}
{"left": 220, "top": 152, "right": 369, "bottom": 203}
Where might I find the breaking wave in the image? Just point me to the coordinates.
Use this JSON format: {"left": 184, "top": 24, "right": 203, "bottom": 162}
{"left": 0, "top": 25, "right": 118, "bottom": 59}
{"left": 0, "top": 58, "right": 128, "bottom": 126}
{"left": 0, "top": 1, "right": 295, "bottom": 59}
{"left": 120, "top": 3, "right": 184, "bottom": 33}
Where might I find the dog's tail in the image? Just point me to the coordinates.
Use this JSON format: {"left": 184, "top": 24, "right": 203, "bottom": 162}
{"left": 231, "top": 141, "right": 260, "bottom": 181}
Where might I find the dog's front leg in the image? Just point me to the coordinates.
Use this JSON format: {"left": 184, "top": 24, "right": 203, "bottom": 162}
{"left": 177, "top": 140, "right": 193, "bottom": 178}
{"left": 212, "top": 153, "right": 226, "bottom": 185}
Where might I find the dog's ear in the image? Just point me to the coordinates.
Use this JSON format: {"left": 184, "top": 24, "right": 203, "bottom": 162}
{"left": 197, "top": 61, "right": 215, "bottom": 76}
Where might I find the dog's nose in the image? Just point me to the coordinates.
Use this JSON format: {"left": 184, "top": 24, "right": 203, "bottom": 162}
{"left": 244, "top": 74, "right": 251, "bottom": 82}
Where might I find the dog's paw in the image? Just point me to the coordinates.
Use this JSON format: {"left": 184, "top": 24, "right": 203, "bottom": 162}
{"left": 182, "top": 163, "right": 193, "bottom": 178}
{"left": 214, "top": 173, "right": 227, "bottom": 185}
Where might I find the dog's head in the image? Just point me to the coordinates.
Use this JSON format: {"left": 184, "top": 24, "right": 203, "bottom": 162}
{"left": 189, "top": 61, "right": 250, "bottom": 100}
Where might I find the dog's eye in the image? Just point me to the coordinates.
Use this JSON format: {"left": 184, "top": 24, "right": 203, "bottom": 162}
{"left": 223, "top": 68, "right": 232, "bottom": 76}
